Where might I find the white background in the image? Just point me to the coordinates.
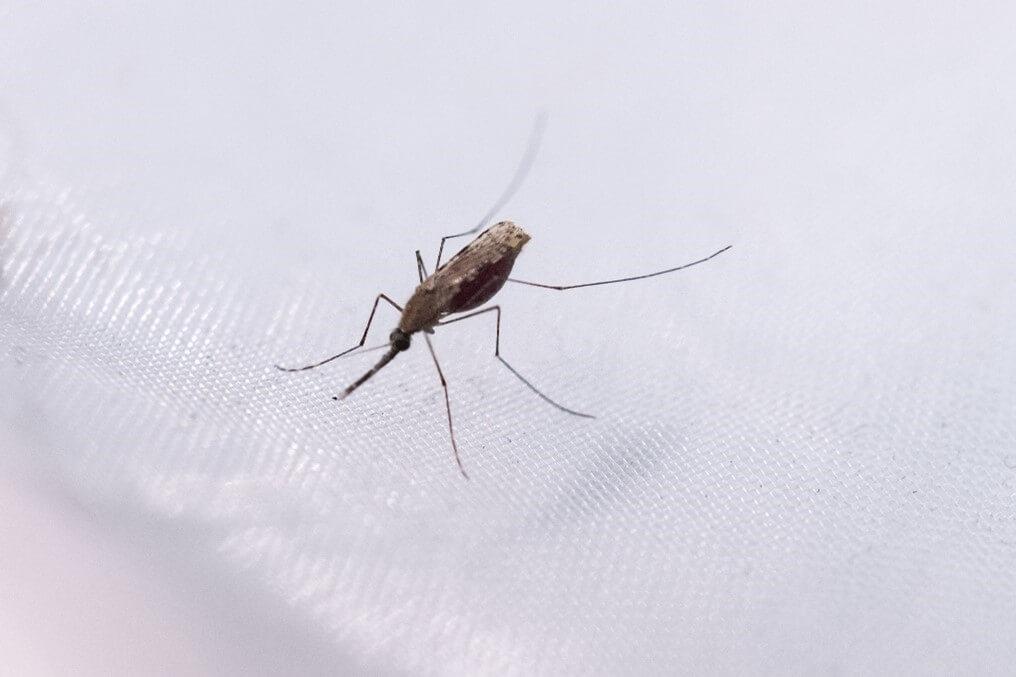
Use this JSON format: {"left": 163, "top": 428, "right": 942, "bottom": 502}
{"left": 1, "top": 2, "right": 1014, "bottom": 675}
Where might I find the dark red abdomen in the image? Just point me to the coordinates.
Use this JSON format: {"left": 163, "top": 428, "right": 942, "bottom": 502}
{"left": 447, "top": 253, "right": 518, "bottom": 313}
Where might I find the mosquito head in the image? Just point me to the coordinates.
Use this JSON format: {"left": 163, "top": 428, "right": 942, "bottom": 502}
{"left": 390, "top": 328, "right": 411, "bottom": 352}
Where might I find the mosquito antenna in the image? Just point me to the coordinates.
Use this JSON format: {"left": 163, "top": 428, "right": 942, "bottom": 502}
{"left": 275, "top": 342, "right": 391, "bottom": 372}
{"left": 508, "top": 244, "right": 732, "bottom": 291}
{"left": 434, "top": 112, "right": 547, "bottom": 269}
{"left": 334, "top": 347, "right": 402, "bottom": 400}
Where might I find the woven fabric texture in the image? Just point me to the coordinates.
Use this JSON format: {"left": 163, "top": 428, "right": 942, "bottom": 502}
{"left": 1, "top": 3, "right": 1014, "bottom": 675}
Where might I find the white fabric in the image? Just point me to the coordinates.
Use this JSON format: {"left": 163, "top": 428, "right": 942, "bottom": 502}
{"left": 2, "top": 3, "right": 1015, "bottom": 675}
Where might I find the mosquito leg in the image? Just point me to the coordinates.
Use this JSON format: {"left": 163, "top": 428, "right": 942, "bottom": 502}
{"left": 507, "top": 244, "right": 732, "bottom": 291}
{"left": 415, "top": 250, "right": 429, "bottom": 282}
{"left": 275, "top": 293, "right": 403, "bottom": 372}
{"left": 423, "top": 335, "right": 469, "bottom": 480}
{"left": 437, "top": 306, "right": 595, "bottom": 419}
{"left": 433, "top": 113, "right": 547, "bottom": 270}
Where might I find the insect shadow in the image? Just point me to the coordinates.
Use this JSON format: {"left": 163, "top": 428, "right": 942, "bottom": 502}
{"left": 277, "top": 117, "right": 731, "bottom": 479}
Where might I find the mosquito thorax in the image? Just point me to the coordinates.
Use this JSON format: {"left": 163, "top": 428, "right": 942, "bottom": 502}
{"left": 390, "top": 328, "right": 411, "bottom": 352}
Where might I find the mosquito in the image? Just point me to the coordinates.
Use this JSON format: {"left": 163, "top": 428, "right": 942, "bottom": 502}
{"left": 277, "top": 118, "right": 731, "bottom": 479}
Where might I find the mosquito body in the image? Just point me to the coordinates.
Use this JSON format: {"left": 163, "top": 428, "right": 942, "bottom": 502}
{"left": 400, "top": 222, "right": 530, "bottom": 335}
{"left": 333, "top": 221, "right": 531, "bottom": 418}
{"left": 277, "top": 118, "right": 731, "bottom": 479}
